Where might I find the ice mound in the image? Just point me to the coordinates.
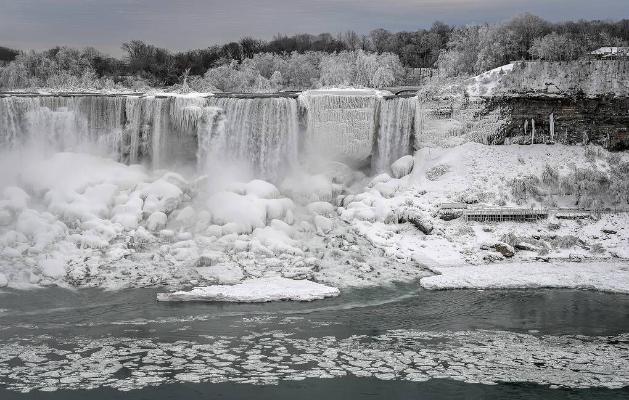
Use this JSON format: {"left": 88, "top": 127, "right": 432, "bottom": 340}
{"left": 156, "top": 277, "right": 340, "bottom": 302}
{"left": 391, "top": 155, "right": 414, "bottom": 178}
{"left": 421, "top": 262, "right": 629, "bottom": 294}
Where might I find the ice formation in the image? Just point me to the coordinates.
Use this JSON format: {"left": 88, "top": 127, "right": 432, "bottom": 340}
{"left": 157, "top": 277, "right": 340, "bottom": 302}
{"left": 0, "top": 91, "right": 627, "bottom": 297}
{"left": 206, "top": 97, "right": 299, "bottom": 179}
{"left": 373, "top": 97, "right": 416, "bottom": 173}
{"left": 1, "top": 329, "right": 628, "bottom": 392}
{"left": 299, "top": 89, "right": 383, "bottom": 165}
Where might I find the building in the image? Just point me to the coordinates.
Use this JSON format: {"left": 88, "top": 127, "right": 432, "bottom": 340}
{"left": 590, "top": 47, "right": 629, "bottom": 59}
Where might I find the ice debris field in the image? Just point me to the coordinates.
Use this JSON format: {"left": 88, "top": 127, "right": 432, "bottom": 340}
{"left": 0, "top": 90, "right": 628, "bottom": 301}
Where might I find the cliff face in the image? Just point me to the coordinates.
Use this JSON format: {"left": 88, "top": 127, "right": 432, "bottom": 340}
{"left": 415, "top": 61, "right": 629, "bottom": 151}
{"left": 490, "top": 95, "right": 629, "bottom": 150}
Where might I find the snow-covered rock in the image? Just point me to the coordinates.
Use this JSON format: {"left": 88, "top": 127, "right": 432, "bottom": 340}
{"left": 307, "top": 201, "right": 336, "bottom": 217}
{"left": 391, "top": 155, "right": 414, "bottom": 178}
{"left": 146, "top": 211, "right": 167, "bottom": 231}
{"left": 157, "top": 277, "right": 340, "bottom": 302}
{"left": 196, "top": 265, "right": 244, "bottom": 285}
{"left": 244, "top": 179, "right": 280, "bottom": 199}
{"left": 314, "top": 215, "right": 334, "bottom": 234}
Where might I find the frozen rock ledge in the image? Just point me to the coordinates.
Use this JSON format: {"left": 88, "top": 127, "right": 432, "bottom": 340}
{"left": 156, "top": 277, "right": 340, "bottom": 302}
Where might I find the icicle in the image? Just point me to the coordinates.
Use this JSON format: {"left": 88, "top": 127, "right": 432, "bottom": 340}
{"left": 549, "top": 113, "right": 555, "bottom": 142}
{"left": 531, "top": 119, "right": 536, "bottom": 144}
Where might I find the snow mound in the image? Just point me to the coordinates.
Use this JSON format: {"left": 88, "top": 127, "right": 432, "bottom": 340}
{"left": 156, "top": 277, "right": 340, "bottom": 302}
{"left": 421, "top": 262, "right": 629, "bottom": 294}
{"left": 466, "top": 63, "right": 514, "bottom": 97}
{"left": 391, "top": 155, "right": 414, "bottom": 178}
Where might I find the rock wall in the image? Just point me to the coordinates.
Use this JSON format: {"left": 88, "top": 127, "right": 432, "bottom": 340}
{"left": 492, "top": 95, "right": 629, "bottom": 150}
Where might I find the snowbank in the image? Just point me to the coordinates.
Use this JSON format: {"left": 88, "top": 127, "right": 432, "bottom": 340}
{"left": 156, "top": 277, "right": 340, "bottom": 302}
{"left": 421, "top": 262, "right": 629, "bottom": 294}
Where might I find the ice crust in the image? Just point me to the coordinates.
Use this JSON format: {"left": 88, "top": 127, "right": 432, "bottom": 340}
{"left": 157, "top": 277, "right": 340, "bottom": 302}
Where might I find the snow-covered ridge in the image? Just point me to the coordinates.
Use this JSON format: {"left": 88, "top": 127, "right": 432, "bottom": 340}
{"left": 466, "top": 60, "right": 629, "bottom": 98}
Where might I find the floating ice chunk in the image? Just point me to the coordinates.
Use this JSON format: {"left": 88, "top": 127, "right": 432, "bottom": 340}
{"left": 0, "top": 273, "right": 7, "bottom": 287}
{"left": 146, "top": 211, "right": 167, "bottom": 231}
{"left": 421, "top": 262, "right": 629, "bottom": 293}
{"left": 157, "top": 277, "right": 340, "bottom": 302}
{"left": 391, "top": 155, "right": 414, "bottom": 179}
{"left": 245, "top": 180, "right": 280, "bottom": 199}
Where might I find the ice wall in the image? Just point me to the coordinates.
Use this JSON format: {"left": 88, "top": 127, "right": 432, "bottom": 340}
{"left": 207, "top": 97, "right": 298, "bottom": 179}
{"left": 373, "top": 96, "right": 416, "bottom": 172}
{"left": 0, "top": 96, "right": 125, "bottom": 155}
{"left": 1, "top": 92, "right": 421, "bottom": 177}
{"left": 299, "top": 90, "right": 381, "bottom": 166}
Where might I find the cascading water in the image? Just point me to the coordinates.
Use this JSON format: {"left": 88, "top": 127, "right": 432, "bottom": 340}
{"left": 206, "top": 97, "right": 299, "bottom": 180}
{"left": 1, "top": 92, "right": 419, "bottom": 179}
{"left": 0, "top": 96, "right": 125, "bottom": 156}
{"left": 298, "top": 90, "right": 380, "bottom": 167}
{"left": 373, "top": 96, "right": 416, "bottom": 172}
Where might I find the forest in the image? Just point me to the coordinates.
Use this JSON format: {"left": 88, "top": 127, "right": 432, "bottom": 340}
{"left": 0, "top": 14, "right": 627, "bottom": 91}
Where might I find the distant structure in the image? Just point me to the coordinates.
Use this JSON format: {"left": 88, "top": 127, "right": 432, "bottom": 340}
{"left": 589, "top": 47, "right": 629, "bottom": 59}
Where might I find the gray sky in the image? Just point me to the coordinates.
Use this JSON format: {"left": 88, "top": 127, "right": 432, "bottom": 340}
{"left": 1, "top": 0, "right": 627, "bottom": 56}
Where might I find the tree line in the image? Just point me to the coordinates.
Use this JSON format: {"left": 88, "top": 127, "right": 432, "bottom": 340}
{"left": 0, "top": 14, "right": 627, "bottom": 90}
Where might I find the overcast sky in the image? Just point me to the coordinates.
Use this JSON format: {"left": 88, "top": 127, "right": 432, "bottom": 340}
{"left": 1, "top": 0, "right": 627, "bottom": 56}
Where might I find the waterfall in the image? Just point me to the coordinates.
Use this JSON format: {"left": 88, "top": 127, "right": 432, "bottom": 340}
{"left": 0, "top": 96, "right": 124, "bottom": 156}
{"left": 299, "top": 91, "right": 379, "bottom": 166}
{"left": 206, "top": 97, "right": 298, "bottom": 179}
{"left": 1, "top": 92, "right": 421, "bottom": 179}
{"left": 194, "top": 106, "right": 226, "bottom": 172}
{"left": 373, "top": 97, "right": 416, "bottom": 173}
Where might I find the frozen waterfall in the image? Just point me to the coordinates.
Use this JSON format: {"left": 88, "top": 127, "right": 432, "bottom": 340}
{"left": 206, "top": 97, "right": 299, "bottom": 179}
{"left": 298, "top": 90, "right": 380, "bottom": 166}
{"left": 373, "top": 96, "right": 416, "bottom": 173}
{"left": 0, "top": 92, "right": 419, "bottom": 178}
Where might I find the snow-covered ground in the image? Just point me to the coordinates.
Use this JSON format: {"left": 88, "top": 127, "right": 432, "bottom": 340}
{"left": 0, "top": 139, "right": 627, "bottom": 298}
{"left": 421, "top": 261, "right": 629, "bottom": 293}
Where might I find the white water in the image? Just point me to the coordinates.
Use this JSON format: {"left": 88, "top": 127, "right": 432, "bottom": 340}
{"left": 206, "top": 97, "right": 299, "bottom": 179}
{"left": 373, "top": 97, "right": 416, "bottom": 173}
{"left": 299, "top": 91, "right": 380, "bottom": 166}
{"left": 1, "top": 93, "right": 419, "bottom": 177}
